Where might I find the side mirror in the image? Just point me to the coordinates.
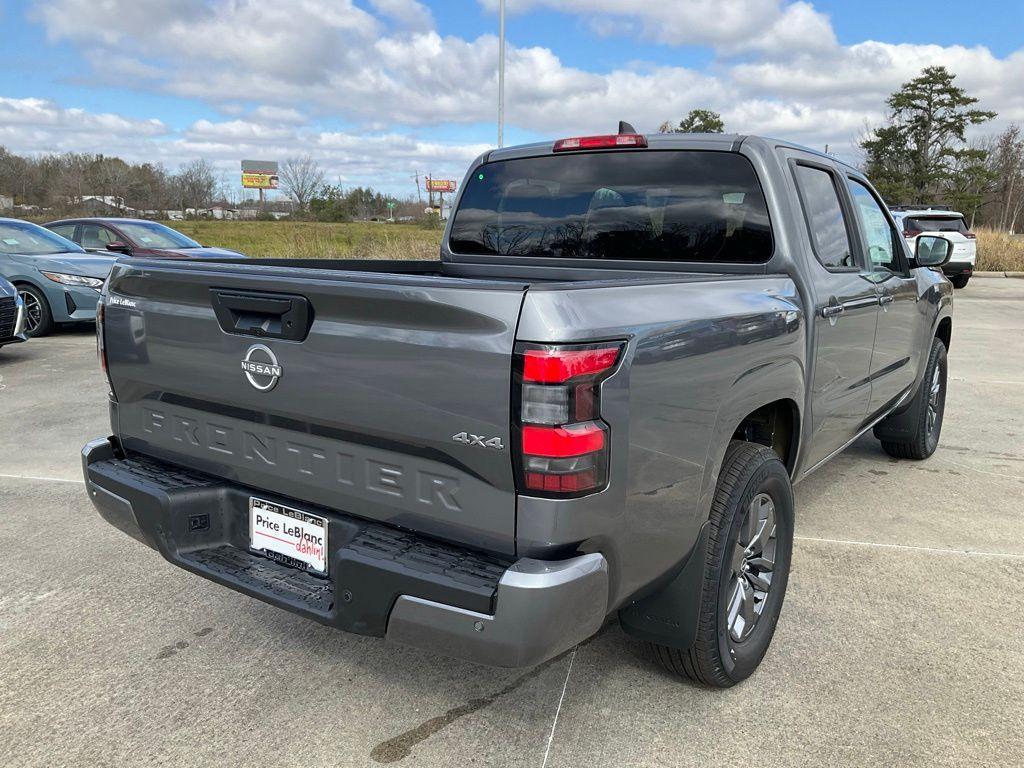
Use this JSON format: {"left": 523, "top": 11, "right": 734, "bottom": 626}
{"left": 106, "top": 241, "right": 132, "bottom": 254}
{"left": 913, "top": 235, "right": 953, "bottom": 268}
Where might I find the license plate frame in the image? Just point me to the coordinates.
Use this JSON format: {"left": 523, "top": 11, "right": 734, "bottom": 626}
{"left": 249, "top": 496, "right": 328, "bottom": 575}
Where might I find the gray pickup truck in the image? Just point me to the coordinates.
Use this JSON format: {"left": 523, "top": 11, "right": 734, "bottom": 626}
{"left": 83, "top": 130, "right": 954, "bottom": 687}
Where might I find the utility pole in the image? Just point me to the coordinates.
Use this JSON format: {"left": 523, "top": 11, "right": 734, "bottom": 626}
{"left": 412, "top": 171, "right": 423, "bottom": 205}
{"left": 498, "top": 0, "right": 505, "bottom": 148}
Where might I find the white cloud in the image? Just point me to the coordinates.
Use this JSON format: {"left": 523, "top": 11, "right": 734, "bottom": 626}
{"left": 187, "top": 119, "right": 296, "bottom": 143}
{"left": 369, "top": 0, "right": 434, "bottom": 30}
{"left": 481, "top": 0, "right": 836, "bottom": 54}
{"left": 730, "top": 42, "right": 1024, "bottom": 122}
{"left": 0, "top": 95, "right": 485, "bottom": 194}
{"left": 0, "top": 97, "right": 166, "bottom": 148}
{"left": 8, "top": 0, "right": 1023, "bottom": 193}
{"left": 251, "top": 106, "right": 308, "bottom": 125}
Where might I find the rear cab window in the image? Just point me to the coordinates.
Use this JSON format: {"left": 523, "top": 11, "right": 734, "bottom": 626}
{"left": 905, "top": 216, "right": 968, "bottom": 234}
{"left": 791, "top": 164, "right": 856, "bottom": 270}
{"left": 449, "top": 151, "right": 773, "bottom": 264}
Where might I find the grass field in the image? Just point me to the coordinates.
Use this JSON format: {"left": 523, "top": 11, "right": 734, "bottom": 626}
{"left": 165, "top": 220, "right": 1024, "bottom": 271}
{"left": 975, "top": 228, "right": 1024, "bottom": 271}
{"left": 165, "top": 220, "right": 444, "bottom": 260}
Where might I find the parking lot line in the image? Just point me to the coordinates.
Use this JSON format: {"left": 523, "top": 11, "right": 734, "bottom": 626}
{"left": 0, "top": 473, "right": 79, "bottom": 484}
{"left": 541, "top": 645, "right": 578, "bottom": 768}
{"left": 795, "top": 535, "right": 1024, "bottom": 560}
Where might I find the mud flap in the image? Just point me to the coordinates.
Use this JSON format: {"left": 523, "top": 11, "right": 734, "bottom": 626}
{"left": 617, "top": 521, "right": 710, "bottom": 651}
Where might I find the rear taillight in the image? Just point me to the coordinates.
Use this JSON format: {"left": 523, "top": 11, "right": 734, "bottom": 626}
{"left": 964, "top": 231, "right": 976, "bottom": 239}
{"left": 96, "top": 300, "right": 114, "bottom": 398}
{"left": 514, "top": 341, "right": 624, "bottom": 496}
{"left": 553, "top": 134, "right": 647, "bottom": 152}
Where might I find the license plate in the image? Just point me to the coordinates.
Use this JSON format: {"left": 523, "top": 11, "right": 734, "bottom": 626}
{"left": 249, "top": 497, "right": 328, "bottom": 575}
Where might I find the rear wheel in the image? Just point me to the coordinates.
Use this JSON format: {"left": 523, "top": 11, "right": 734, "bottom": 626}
{"left": 949, "top": 275, "right": 970, "bottom": 289}
{"left": 17, "top": 284, "right": 53, "bottom": 337}
{"left": 875, "top": 337, "right": 947, "bottom": 460}
{"left": 652, "top": 440, "right": 794, "bottom": 687}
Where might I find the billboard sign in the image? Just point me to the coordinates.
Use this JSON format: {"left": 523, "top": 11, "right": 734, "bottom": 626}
{"left": 242, "top": 173, "right": 279, "bottom": 189}
{"left": 426, "top": 179, "right": 456, "bottom": 193}
{"left": 241, "top": 160, "right": 279, "bottom": 190}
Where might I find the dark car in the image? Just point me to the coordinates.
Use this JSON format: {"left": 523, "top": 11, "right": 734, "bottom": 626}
{"left": 0, "top": 276, "right": 28, "bottom": 350}
{"left": 43, "top": 218, "right": 247, "bottom": 260}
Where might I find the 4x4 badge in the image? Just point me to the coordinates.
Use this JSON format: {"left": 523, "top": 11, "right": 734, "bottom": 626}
{"left": 241, "top": 344, "right": 282, "bottom": 391}
{"left": 452, "top": 432, "right": 504, "bottom": 450}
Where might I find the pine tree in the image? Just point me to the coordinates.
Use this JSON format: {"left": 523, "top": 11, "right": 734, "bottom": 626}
{"left": 861, "top": 66, "right": 995, "bottom": 204}
{"left": 659, "top": 109, "right": 725, "bottom": 134}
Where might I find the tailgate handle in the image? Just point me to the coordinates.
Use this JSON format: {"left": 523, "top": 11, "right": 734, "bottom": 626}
{"left": 210, "top": 289, "right": 313, "bottom": 341}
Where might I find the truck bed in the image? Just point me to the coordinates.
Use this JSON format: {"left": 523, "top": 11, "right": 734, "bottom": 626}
{"left": 155, "top": 256, "right": 731, "bottom": 290}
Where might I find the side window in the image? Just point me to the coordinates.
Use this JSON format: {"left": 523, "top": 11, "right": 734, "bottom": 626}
{"left": 847, "top": 179, "right": 903, "bottom": 273}
{"left": 49, "top": 224, "right": 77, "bottom": 242}
{"left": 793, "top": 164, "right": 855, "bottom": 270}
{"left": 80, "top": 224, "right": 116, "bottom": 250}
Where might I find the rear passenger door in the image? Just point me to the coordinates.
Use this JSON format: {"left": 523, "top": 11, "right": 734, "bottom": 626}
{"left": 845, "top": 177, "right": 920, "bottom": 417}
{"left": 48, "top": 223, "right": 79, "bottom": 244}
{"left": 79, "top": 224, "right": 119, "bottom": 252}
{"left": 791, "top": 159, "right": 879, "bottom": 468}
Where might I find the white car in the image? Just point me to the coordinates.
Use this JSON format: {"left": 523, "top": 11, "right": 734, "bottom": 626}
{"left": 890, "top": 207, "right": 976, "bottom": 288}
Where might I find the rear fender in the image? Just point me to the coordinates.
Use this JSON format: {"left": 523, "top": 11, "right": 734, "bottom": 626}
{"left": 618, "top": 358, "right": 803, "bottom": 648}
{"left": 701, "top": 357, "right": 804, "bottom": 516}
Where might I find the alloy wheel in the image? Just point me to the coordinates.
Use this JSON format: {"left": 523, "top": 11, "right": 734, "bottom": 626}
{"left": 726, "top": 492, "right": 777, "bottom": 643}
{"left": 18, "top": 290, "right": 41, "bottom": 334}
{"left": 927, "top": 364, "right": 942, "bottom": 434}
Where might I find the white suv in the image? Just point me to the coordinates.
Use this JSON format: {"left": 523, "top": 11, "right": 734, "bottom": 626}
{"left": 890, "top": 207, "right": 976, "bottom": 288}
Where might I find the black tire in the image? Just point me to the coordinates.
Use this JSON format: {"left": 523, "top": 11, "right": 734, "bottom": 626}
{"left": 17, "top": 284, "right": 54, "bottom": 337}
{"left": 949, "top": 275, "right": 970, "bottom": 289}
{"left": 652, "top": 440, "right": 794, "bottom": 687}
{"left": 874, "top": 337, "right": 947, "bottom": 460}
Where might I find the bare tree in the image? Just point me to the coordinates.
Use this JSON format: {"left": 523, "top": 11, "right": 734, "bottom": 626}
{"left": 94, "top": 156, "right": 133, "bottom": 209}
{"left": 280, "top": 155, "right": 325, "bottom": 210}
{"left": 176, "top": 159, "right": 217, "bottom": 212}
{"left": 987, "top": 125, "right": 1024, "bottom": 232}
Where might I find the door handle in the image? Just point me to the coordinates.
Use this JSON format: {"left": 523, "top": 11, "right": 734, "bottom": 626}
{"left": 879, "top": 295, "right": 895, "bottom": 305}
{"left": 820, "top": 304, "right": 845, "bottom": 318}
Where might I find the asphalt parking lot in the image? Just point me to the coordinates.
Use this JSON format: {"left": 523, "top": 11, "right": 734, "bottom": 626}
{"left": 2, "top": 279, "right": 1023, "bottom": 768}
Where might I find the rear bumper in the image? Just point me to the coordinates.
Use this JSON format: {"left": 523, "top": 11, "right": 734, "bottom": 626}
{"left": 942, "top": 261, "right": 974, "bottom": 276}
{"left": 82, "top": 437, "right": 608, "bottom": 667}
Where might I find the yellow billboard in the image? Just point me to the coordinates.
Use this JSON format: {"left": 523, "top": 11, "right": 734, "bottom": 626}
{"left": 241, "top": 172, "right": 279, "bottom": 190}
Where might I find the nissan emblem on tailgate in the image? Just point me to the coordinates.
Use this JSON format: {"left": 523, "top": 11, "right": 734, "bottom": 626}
{"left": 241, "top": 344, "right": 282, "bottom": 391}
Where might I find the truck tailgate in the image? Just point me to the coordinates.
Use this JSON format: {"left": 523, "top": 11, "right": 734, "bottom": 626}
{"left": 103, "top": 261, "right": 526, "bottom": 554}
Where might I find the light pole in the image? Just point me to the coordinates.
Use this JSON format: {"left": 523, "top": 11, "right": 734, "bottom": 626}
{"left": 498, "top": 0, "right": 505, "bottom": 148}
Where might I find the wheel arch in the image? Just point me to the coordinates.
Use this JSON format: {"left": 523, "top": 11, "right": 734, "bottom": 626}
{"left": 935, "top": 315, "right": 952, "bottom": 351}
{"left": 699, "top": 358, "right": 804, "bottom": 524}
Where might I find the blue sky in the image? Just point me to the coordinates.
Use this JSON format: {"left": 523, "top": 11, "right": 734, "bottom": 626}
{"left": 1, "top": 0, "right": 1022, "bottom": 198}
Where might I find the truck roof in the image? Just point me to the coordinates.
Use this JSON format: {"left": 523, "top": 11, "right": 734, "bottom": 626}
{"left": 890, "top": 208, "right": 964, "bottom": 218}
{"left": 485, "top": 132, "right": 861, "bottom": 174}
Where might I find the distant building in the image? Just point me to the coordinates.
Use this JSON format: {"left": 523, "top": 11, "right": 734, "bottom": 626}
{"left": 73, "top": 195, "right": 133, "bottom": 215}
{"left": 0, "top": 194, "right": 13, "bottom": 210}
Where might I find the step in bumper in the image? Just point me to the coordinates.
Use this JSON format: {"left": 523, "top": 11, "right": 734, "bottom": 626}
{"left": 82, "top": 437, "right": 609, "bottom": 667}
